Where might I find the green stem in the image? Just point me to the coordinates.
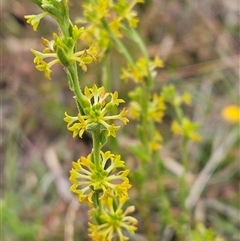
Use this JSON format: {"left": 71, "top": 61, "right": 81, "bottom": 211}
{"left": 102, "top": 47, "right": 112, "bottom": 92}
{"left": 122, "top": 26, "right": 154, "bottom": 87}
{"left": 66, "top": 64, "right": 90, "bottom": 114}
{"left": 180, "top": 136, "right": 189, "bottom": 211}
{"left": 124, "top": 26, "right": 148, "bottom": 59}
{"left": 178, "top": 137, "right": 190, "bottom": 240}
{"left": 173, "top": 103, "right": 191, "bottom": 237}
{"left": 173, "top": 103, "right": 189, "bottom": 212}
{"left": 101, "top": 18, "right": 134, "bottom": 66}
{"left": 91, "top": 125, "right": 101, "bottom": 170}
{"left": 155, "top": 153, "right": 177, "bottom": 232}
{"left": 174, "top": 103, "right": 184, "bottom": 124}
{"left": 100, "top": 50, "right": 121, "bottom": 154}
{"left": 139, "top": 85, "right": 151, "bottom": 154}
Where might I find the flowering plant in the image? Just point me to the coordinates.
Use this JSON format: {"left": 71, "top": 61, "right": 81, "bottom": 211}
{"left": 25, "top": 0, "right": 138, "bottom": 240}
{"left": 25, "top": 0, "right": 203, "bottom": 240}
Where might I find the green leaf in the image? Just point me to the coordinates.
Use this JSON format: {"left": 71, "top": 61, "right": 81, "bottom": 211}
{"left": 129, "top": 145, "right": 149, "bottom": 162}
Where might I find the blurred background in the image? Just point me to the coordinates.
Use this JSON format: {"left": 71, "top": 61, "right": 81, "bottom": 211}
{"left": 1, "top": 0, "right": 239, "bottom": 240}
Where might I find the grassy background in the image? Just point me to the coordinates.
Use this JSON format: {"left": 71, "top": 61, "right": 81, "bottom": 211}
{"left": 1, "top": 0, "right": 239, "bottom": 240}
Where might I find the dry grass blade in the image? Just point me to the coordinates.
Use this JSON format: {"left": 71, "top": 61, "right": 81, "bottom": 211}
{"left": 44, "top": 145, "right": 73, "bottom": 202}
{"left": 186, "top": 129, "right": 238, "bottom": 210}
{"left": 64, "top": 198, "right": 80, "bottom": 241}
{"left": 205, "top": 198, "right": 240, "bottom": 222}
{"left": 157, "top": 54, "right": 239, "bottom": 81}
{"left": 160, "top": 151, "right": 195, "bottom": 184}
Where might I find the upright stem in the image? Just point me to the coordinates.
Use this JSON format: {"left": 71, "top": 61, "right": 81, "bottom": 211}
{"left": 65, "top": 64, "right": 91, "bottom": 115}
{"left": 67, "top": 65, "right": 81, "bottom": 100}
{"left": 101, "top": 18, "right": 134, "bottom": 66}
{"left": 102, "top": 48, "right": 112, "bottom": 92}
{"left": 91, "top": 125, "right": 101, "bottom": 170}
{"left": 179, "top": 137, "right": 189, "bottom": 207}
{"left": 173, "top": 103, "right": 190, "bottom": 239}
{"left": 123, "top": 26, "right": 154, "bottom": 87}
{"left": 173, "top": 103, "right": 189, "bottom": 213}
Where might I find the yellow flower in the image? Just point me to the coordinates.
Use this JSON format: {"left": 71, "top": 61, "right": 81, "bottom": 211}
{"left": 148, "top": 94, "right": 165, "bottom": 122}
{"left": 221, "top": 105, "right": 240, "bottom": 123}
{"left": 149, "top": 131, "right": 163, "bottom": 151}
{"left": 31, "top": 49, "right": 60, "bottom": 80}
{"left": 171, "top": 120, "right": 182, "bottom": 136}
{"left": 121, "top": 56, "right": 163, "bottom": 83}
{"left": 171, "top": 118, "right": 201, "bottom": 142}
{"left": 71, "top": 44, "right": 98, "bottom": 72}
{"left": 30, "top": 26, "right": 97, "bottom": 79}
{"left": 128, "top": 89, "right": 165, "bottom": 123}
{"left": 127, "top": 101, "right": 140, "bottom": 120}
{"left": 121, "top": 58, "right": 147, "bottom": 83}
{"left": 110, "top": 18, "right": 123, "bottom": 37}
{"left": 69, "top": 151, "right": 131, "bottom": 206}
{"left": 89, "top": 197, "right": 137, "bottom": 241}
{"left": 113, "top": 0, "right": 143, "bottom": 28}
{"left": 152, "top": 56, "right": 164, "bottom": 68}
{"left": 181, "top": 92, "right": 192, "bottom": 105}
{"left": 41, "top": 37, "right": 55, "bottom": 53}
{"left": 78, "top": 0, "right": 144, "bottom": 60}
{"left": 64, "top": 85, "right": 129, "bottom": 138}
{"left": 25, "top": 12, "right": 49, "bottom": 31}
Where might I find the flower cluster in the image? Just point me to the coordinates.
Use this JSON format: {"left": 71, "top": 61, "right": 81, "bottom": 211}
{"left": 128, "top": 87, "right": 165, "bottom": 122}
{"left": 69, "top": 151, "right": 131, "bottom": 206}
{"left": 65, "top": 85, "right": 136, "bottom": 239}
{"left": 25, "top": 0, "right": 70, "bottom": 30}
{"left": 89, "top": 197, "right": 138, "bottom": 241}
{"left": 161, "top": 85, "right": 192, "bottom": 106}
{"left": 121, "top": 56, "right": 164, "bottom": 83}
{"left": 77, "top": 0, "right": 144, "bottom": 59}
{"left": 171, "top": 118, "right": 202, "bottom": 142}
{"left": 25, "top": 1, "right": 99, "bottom": 79}
{"left": 161, "top": 85, "right": 201, "bottom": 143}
{"left": 64, "top": 85, "right": 129, "bottom": 138}
{"left": 26, "top": 1, "right": 138, "bottom": 240}
{"left": 126, "top": 87, "right": 166, "bottom": 153}
{"left": 28, "top": 26, "right": 97, "bottom": 79}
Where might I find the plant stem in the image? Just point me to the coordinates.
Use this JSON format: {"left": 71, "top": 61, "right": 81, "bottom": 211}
{"left": 101, "top": 18, "right": 134, "bottom": 66}
{"left": 179, "top": 137, "right": 189, "bottom": 207}
{"left": 123, "top": 26, "right": 154, "bottom": 87}
{"left": 66, "top": 64, "right": 89, "bottom": 115}
{"left": 176, "top": 111, "right": 191, "bottom": 238}
{"left": 91, "top": 125, "right": 101, "bottom": 170}
{"left": 155, "top": 153, "right": 177, "bottom": 233}
{"left": 102, "top": 48, "right": 112, "bottom": 92}
{"left": 170, "top": 101, "right": 191, "bottom": 238}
